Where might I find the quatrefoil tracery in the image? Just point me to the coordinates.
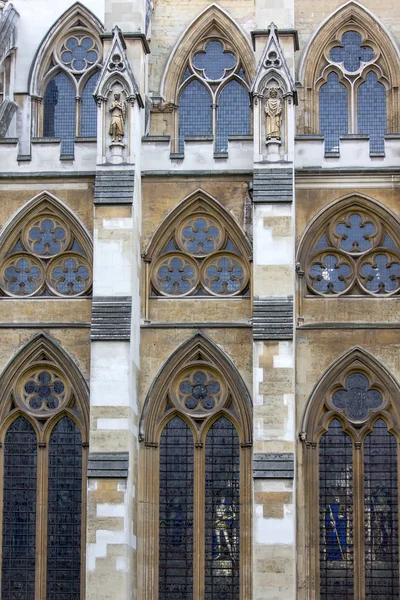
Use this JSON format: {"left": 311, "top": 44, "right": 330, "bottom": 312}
{"left": 327, "top": 372, "right": 385, "bottom": 424}
{"left": 306, "top": 210, "right": 400, "bottom": 296}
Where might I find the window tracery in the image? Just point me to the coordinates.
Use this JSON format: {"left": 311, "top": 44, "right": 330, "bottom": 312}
{"left": 297, "top": 196, "right": 400, "bottom": 297}
{"left": 0, "top": 334, "right": 88, "bottom": 600}
{"left": 0, "top": 194, "right": 92, "bottom": 298}
{"left": 29, "top": 6, "right": 103, "bottom": 155}
{"left": 302, "top": 349, "right": 400, "bottom": 600}
{"left": 318, "top": 29, "right": 387, "bottom": 154}
{"left": 147, "top": 194, "right": 251, "bottom": 299}
{"left": 177, "top": 37, "right": 251, "bottom": 153}
{"left": 140, "top": 334, "right": 252, "bottom": 600}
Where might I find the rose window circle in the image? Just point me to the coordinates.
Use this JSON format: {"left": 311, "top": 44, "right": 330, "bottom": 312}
{"left": 0, "top": 253, "right": 44, "bottom": 297}
{"left": 173, "top": 367, "right": 226, "bottom": 415}
{"left": 59, "top": 35, "right": 99, "bottom": 72}
{"left": 17, "top": 367, "right": 70, "bottom": 414}
{"left": 176, "top": 214, "right": 224, "bottom": 256}
{"left": 23, "top": 215, "right": 70, "bottom": 257}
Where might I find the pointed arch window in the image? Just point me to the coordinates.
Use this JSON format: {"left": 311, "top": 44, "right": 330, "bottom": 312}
{"left": 0, "top": 193, "right": 92, "bottom": 298}
{"left": 140, "top": 335, "right": 252, "bottom": 600}
{"left": 297, "top": 195, "right": 400, "bottom": 297}
{"left": 317, "top": 29, "right": 388, "bottom": 155}
{"left": 177, "top": 38, "right": 251, "bottom": 154}
{"left": 0, "top": 335, "right": 89, "bottom": 600}
{"left": 302, "top": 351, "right": 400, "bottom": 600}
{"left": 145, "top": 192, "right": 251, "bottom": 299}
{"left": 29, "top": 7, "right": 103, "bottom": 156}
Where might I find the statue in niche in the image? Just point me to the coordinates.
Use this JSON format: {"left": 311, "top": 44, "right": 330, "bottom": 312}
{"left": 265, "top": 87, "right": 282, "bottom": 140}
{"left": 109, "top": 93, "right": 126, "bottom": 143}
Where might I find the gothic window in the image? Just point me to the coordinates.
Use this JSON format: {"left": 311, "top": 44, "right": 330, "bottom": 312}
{"left": 177, "top": 38, "right": 251, "bottom": 154}
{"left": 0, "top": 193, "right": 92, "bottom": 298}
{"left": 302, "top": 350, "right": 400, "bottom": 600}
{"left": 29, "top": 6, "right": 103, "bottom": 156}
{"left": 140, "top": 334, "right": 252, "bottom": 600}
{"left": 318, "top": 30, "right": 387, "bottom": 155}
{"left": 297, "top": 195, "right": 400, "bottom": 297}
{"left": 0, "top": 334, "right": 89, "bottom": 600}
{"left": 146, "top": 192, "right": 251, "bottom": 299}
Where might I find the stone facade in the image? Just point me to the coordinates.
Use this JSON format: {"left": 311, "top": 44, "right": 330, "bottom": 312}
{"left": 0, "top": 0, "right": 399, "bottom": 599}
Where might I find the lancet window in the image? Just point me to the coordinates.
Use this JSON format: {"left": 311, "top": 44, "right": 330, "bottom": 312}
{"left": 0, "top": 194, "right": 92, "bottom": 298}
{"left": 0, "top": 335, "right": 88, "bottom": 600}
{"left": 140, "top": 335, "right": 252, "bottom": 600}
{"left": 147, "top": 194, "right": 251, "bottom": 299}
{"left": 318, "top": 29, "right": 387, "bottom": 155}
{"left": 177, "top": 38, "right": 251, "bottom": 153}
{"left": 302, "top": 351, "right": 400, "bottom": 600}
{"left": 298, "top": 196, "right": 400, "bottom": 297}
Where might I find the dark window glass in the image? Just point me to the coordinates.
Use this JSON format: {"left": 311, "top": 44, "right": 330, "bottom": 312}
{"left": 331, "top": 373, "right": 383, "bottom": 421}
{"left": 2, "top": 417, "right": 37, "bottom": 600}
{"left": 216, "top": 80, "right": 251, "bottom": 152}
{"left": 320, "top": 72, "right": 348, "bottom": 154}
{"left": 178, "top": 80, "right": 212, "bottom": 152}
{"left": 81, "top": 71, "right": 100, "bottom": 137}
{"left": 334, "top": 214, "right": 376, "bottom": 253}
{"left": 358, "top": 71, "right": 386, "bottom": 153}
{"left": 205, "top": 416, "right": 240, "bottom": 600}
{"left": 159, "top": 417, "right": 194, "bottom": 600}
{"left": 46, "top": 417, "right": 82, "bottom": 600}
{"left": 330, "top": 31, "right": 374, "bottom": 73}
{"left": 364, "top": 419, "right": 399, "bottom": 600}
{"left": 319, "top": 419, "right": 354, "bottom": 600}
{"left": 43, "top": 73, "right": 76, "bottom": 155}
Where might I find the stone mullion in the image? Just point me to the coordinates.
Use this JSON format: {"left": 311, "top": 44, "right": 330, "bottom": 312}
{"left": 353, "top": 441, "right": 365, "bottom": 600}
{"left": 193, "top": 443, "right": 205, "bottom": 600}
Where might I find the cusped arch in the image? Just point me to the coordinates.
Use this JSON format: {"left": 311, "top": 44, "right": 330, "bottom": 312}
{"left": 301, "top": 346, "right": 400, "bottom": 441}
{"left": 0, "top": 190, "right": 93, "bottom": 259}
{"left": 29, "top": 1, "right": 104, "bottom": 97}
{"left": 296, "top": 192, "right": 400, "bottom": 269}
{"left": 145, "top": 188, "right": 252, "bottom": 261}
{"left": 140, "top": 331, "right": 252, "bottom": 444}
{"left": 160, "top": 4, "right": 255, "bottom": 103}
{"left": 0, "top": 332, "right": 89, "bottom": 435}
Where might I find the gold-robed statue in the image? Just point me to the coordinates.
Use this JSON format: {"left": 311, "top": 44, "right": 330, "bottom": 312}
{"left": 265, "top": 87, "right": 282, "bottom": 140}
{"left": 109, "top": 93, "right": 126, "bottom": 143}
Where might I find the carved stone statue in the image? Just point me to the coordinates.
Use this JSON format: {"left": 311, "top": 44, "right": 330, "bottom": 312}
{"left": 265, "top": 87, "right": 282, "bottom": 140}
{"left": 108, "top": 93, "right": 126, "bottom": 143}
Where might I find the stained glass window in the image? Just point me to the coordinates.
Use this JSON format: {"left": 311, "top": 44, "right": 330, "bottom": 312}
{"left": 364, "top": 420, "right": 399, "bottom": 600}
{"left": 159, "top": 417, "right": 194, "bottom": 600}
{"left": 177, "top": 38, "right": 250, "bottom": 154}
{"left": 47, "top": 417, "right": 82, "bottom": 600}
{"left": 81, "top": 71, "right": 100, "bottom": 137}
{"left": 358, "top": 71, "right": 386, "bottom": 153}
{"left": 319, "top": 72, "right": 348, "bottom": 154}
{"left": 178, "top": 80, "right": 212, "bottom": 152}
{"left": 319, "top": 419, "right": 354, "bottom": 600}
{"left": 2, "top": 417, "right": 37, "bottom": 600}
{"left": 43, "top": 73, "right": 76, "bottom": 155}
{"left": 216, "top": 80, "right": 251, "bottom": 152}
{"left": 205, "top": 417, "right": 240, "bottom": 600}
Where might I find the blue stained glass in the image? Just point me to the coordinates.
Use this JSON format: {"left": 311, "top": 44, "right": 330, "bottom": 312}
{"left": 29, "top": 218, "right": 66, "bottom": 255}
{"left": 81, "top": 71, "right": 100, "bottom": 137}
{"left": 334, "top": 214, "right": 376, "bottom": 253}
{"left": 46, "top": 417, "right": 82, "bottom": 600}
{"left": 330, "top": 31, "right": 374, "bottom": 73}
{"left": 193, "top": 41, "right": 236, "bottom": 80}
{"left": 319, "top": 419, "right": 354, "bottom": 600}
{"left": 159, "top": 417, "right": 193, "bottom": 600}
{"left": 4, "top": 257, "right": 42, "bottom": 295}
{"left": 50, "top": 257, "right": 89, "bottom": 295}
{"left": 358, "top": 71, "right": 386, "bottom": 154}
{"left": 320, "top": 72, "right": 348, "bottom": 154}
{"left": 216, "top": 80, "right": 251, "bottom": 152}
{"left": 43, "top": 73, "right": 76, "bottom": 155}
{"left": 178, "top": 80, "right": 212, "bottom": 152}
{"left": 2, "top": 417, "right": 37, "bottom": 600}
{"left": 205, "top": 417, "right": 240, "bottom": 600}
{"left": 332, "top": 373, "right": 382, "bottom": 420}
{"left": 364, "top": 420, "right": 399, "bottom": 600}
{"left": 309, "top": 254, "right": 352, "bottom": 293}
{"left": 360, "top": 253, "right": 400, "bottom": 293}
{"left": 60, "top": 37, "right": 98, "bottom": 71}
